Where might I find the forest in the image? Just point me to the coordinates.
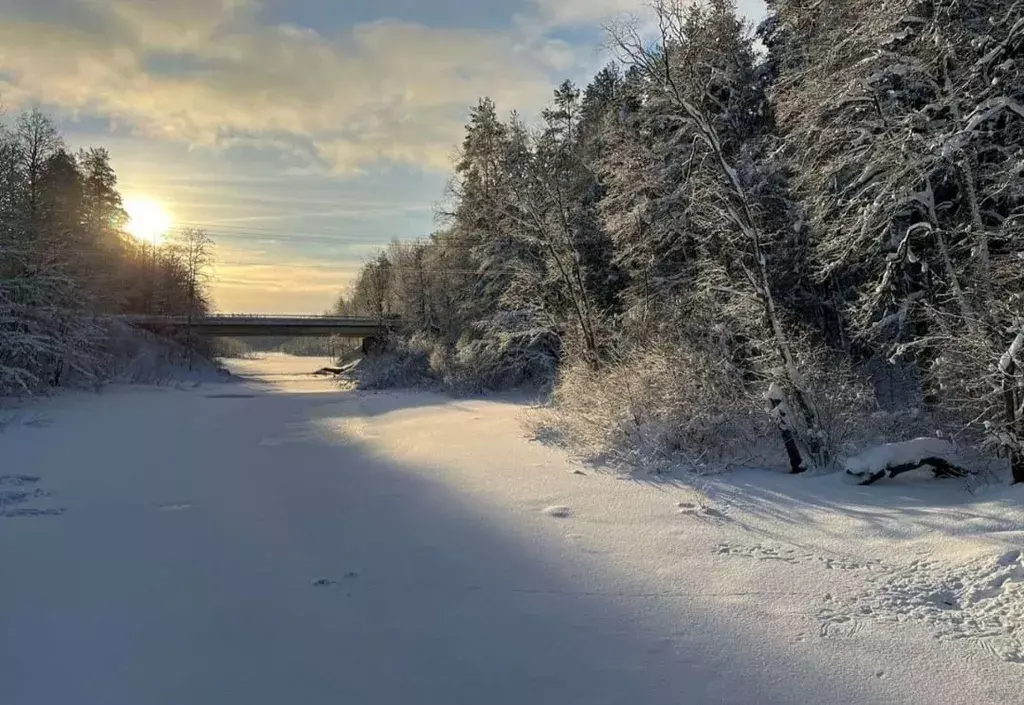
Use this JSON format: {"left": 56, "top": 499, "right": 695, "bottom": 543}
{"left": 0, "top": 110, "right": 213, "bottom": 394}
{"left": 337, "top": 0, "right": 1024, "bottom": 482}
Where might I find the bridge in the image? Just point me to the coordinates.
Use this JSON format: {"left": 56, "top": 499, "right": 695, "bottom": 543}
{"left": 122, "top": 315, "right": 400, "bottom": 338}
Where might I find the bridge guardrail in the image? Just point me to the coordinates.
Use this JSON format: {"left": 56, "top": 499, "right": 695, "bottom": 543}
{"left": 119, "top": 314, "right": 400, "bottom": 325}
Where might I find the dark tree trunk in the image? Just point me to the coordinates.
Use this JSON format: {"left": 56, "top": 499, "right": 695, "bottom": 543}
{"left": 780, "top": 427, "right": 806, "bottom": 474}
{"left": 1012, "top": 451, "right": 1024, "bottom": 485}
{"left": 1003, "top": 356, "right": 1022, "bottom": 484}
{"left": 768, "top": 395, "right": 807, "bottom": 473}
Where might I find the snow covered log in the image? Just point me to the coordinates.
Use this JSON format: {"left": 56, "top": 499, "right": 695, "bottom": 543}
{"left": 844, "top": 438, "right": 971, "bottom": 486}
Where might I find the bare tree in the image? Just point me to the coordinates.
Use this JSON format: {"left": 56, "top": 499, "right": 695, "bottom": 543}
{"left": 171, "top": 227, "right": 214, "bottom": 369}
{"left": 15, "top": 110, "right": 63, "bottom": 231}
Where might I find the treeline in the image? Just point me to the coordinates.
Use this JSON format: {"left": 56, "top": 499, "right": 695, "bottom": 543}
{"left": 339, "top": 0, "right": 1024, "bottom": 481}
{"left": 218, "top": 335, "right": 359, "bottom": 358}
{"left": 0, "top": 109, "right": 213, "bottom": 394}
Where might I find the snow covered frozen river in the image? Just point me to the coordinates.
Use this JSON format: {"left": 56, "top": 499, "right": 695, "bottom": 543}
{"left": 1, "top": 355, "right": 1022, "bottom": 704}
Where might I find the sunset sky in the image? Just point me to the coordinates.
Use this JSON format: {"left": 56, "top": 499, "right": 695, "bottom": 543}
{"left": 1, "top": 0, "right": 766, "bottom": 313}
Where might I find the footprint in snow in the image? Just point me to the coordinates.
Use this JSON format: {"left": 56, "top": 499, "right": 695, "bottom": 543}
{"left": 2, "top": 508, "right": 65, "bottom": 518}
{"left": 158, "top": 503, "right": 195, "bottom": 512}
{"left": 0, "top": 488, "right": 49, "bottom": 508}
{"left": 311, "top": 572, "right": 360, "bottom": 591}
{"left": 816, "top": 549, "right": 1024, "bottom": 662}
{"left": 996, "top": 549, "right": 1022, "bottom": 567}
{"left": 0, "top": 478, "right": 64, "bottom": 519}
{"left": 543, "top": 505, "right": 573, "bottom": 518}
{"left": 676, "top": 502, "right": 725, "bottom": 519}
{"left": 0, "top": 475, "right": 41, "bottom": 487}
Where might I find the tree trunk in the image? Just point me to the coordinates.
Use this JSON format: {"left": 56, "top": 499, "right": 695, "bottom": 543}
{"left": 186, "top": 279, "right": 195, "bottom": 371}
{"left": 768, "top": 393, "right": 807, "bottom": 473}
{"left": 1002, "top": 331, "right": 1023, "bottom": 483}
{"left": 1011, "top": 451, "right": 1024, "bottom": 485}
{"left": 780, "top": 427, "right": 807, "bottom": 474}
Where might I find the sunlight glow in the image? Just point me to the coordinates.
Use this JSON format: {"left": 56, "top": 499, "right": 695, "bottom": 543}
{"left": 125, "top": 197, "right": 173, "bottom": 244}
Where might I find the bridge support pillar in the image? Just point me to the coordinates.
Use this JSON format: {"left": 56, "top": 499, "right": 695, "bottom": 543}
{"left": 361, "top": 336, "right": 384, "bottom": 357}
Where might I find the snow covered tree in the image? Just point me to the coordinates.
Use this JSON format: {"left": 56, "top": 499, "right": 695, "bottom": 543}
{"left": 607, "top": 0, "right": 831, "bottom": 472}
{"left": 0, "top": 107, "right": 214, "bottom": 393}
{"left": 770, "top": 0, "right": 1024, "bottom": 481}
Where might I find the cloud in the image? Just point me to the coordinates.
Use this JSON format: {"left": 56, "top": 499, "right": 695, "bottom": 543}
{"left": 528, "top": 0, "right": 647, "bottom": 26}
{"left": 210, "top": 244, "right": 359, "bottom": 313}
{"left": 0, "top": 0, "right": 589, "bottom": 173}
{"left": 529, "top": 0, "right": 766, "bottom": 25}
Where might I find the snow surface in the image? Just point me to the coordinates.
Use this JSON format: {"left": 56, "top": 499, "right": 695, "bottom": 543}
{"left": 1, "top": 355, "right": 1022, "bottom": 704}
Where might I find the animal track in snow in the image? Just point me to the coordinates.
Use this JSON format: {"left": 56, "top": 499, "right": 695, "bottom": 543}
{"left": 2, "top": 507, "right": 65, "bottom": 518}
{"left": 818, "top": 550, "right": 1024, "bottom": 663}
{"left": 0, "top": 488, "right": 49, "bottom": 507}
{"left": 718, "top": 542, "right": 1024, "bottom": 662}
{"left": 158, "top": 503, "right": 195, "bottom": 512}
{"left": 543, "top": 505, "right": 573, "bottom": 519}
{"left": 714, "top": 542, "right": 808, "bottom": 564}
{"left": 817, "top": 609, "right": 864, "bottom": 638}
{"left": 676, "top": 502, "right": 726, "bottom": 521}
{"left": 817, "top": 556, "right": 883, "bottom": 571}
{"left": 715, "top": 542, "right": 882, "bottom": 572}
{"left": 0, "top": 475, "right": 40, "bottom": 487}
{"left": 0, "top": 476, "right": 63, "bottom": 518}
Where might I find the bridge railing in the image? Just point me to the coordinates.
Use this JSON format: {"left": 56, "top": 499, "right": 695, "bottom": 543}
{"left": 202, "top": 314, "right": 401, "bottom": 321}
{"left": 119, "top": 314, "right": 400, "bottom": 325}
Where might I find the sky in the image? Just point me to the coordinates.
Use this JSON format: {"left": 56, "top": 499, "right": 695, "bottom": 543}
{"left": 0, "top": 0, "right": 767, "bottom": 314}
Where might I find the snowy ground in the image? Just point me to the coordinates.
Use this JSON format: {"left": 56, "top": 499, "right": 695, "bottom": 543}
{"left": 1, "top": 355, "right": 1022, "bottom": 704}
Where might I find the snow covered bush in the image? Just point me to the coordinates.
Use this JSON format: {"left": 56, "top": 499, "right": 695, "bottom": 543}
{"left": 444, "top": 318, "right": 560, "bottom": 393}
{"left": 537, "top": 343, "right": 775, "bottom": 473}
{"left": 343, "top": 334, "right": 436, "bottom": 390}
{"left": 96, "top": 321, "right": 225, "bottom": 386}
{"left": 337, "top": 316, "right": 560, "bottom": 394}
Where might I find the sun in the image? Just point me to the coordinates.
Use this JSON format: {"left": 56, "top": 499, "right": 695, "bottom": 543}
{"left": 125, "top": 197, "right": 173, "bottom": 244}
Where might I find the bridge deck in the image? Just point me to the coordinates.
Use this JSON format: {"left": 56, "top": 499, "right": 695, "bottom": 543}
{"left": 122, "top": 315, "right": 398, "bottom": 338}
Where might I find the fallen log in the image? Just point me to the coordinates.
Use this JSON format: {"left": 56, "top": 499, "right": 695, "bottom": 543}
{"left": 844, "top": 438, "right": 972, "bottom": 486}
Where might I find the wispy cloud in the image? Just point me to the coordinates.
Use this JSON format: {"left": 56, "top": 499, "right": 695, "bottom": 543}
{"left": 210, "top": 243, "right": 361, "bottom": 313}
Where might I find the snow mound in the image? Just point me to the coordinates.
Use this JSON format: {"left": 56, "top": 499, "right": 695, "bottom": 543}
{"left": 102, "top": 322, "right": 231, "bottom": 386}
{"left": 845, "top": 437, "right": 958, "bottom": 477}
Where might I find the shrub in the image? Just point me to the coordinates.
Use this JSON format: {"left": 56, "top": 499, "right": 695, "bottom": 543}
{"left": 535, "top": 343, "right": 776, "bottom": 473}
